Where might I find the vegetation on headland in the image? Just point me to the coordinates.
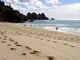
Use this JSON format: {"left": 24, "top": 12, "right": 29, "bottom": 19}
{"left": 0, "top": 1, "right": 49, "bottom": 23}
{"left": 27, "top": 12, "right": 49, "bottom": 20}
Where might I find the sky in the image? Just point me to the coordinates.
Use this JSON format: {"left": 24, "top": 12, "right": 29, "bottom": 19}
{"left": 1, "top": 0, "right": 80, "bottom": 20}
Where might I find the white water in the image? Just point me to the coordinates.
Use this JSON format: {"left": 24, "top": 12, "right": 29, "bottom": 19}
{"left": 43, "top": 26, "right": 80, "bottom": 35}
{"left": 24, "top": 20, "right": 80, "bottom": 36}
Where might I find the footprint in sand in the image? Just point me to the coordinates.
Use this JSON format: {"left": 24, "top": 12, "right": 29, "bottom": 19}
{"left": 15, "top": 44, "right": 22, "bottom": 47}
{"left": 7, "top": 44, "right": 11, "bottom": 46}
{"left": 0, "top": 37, "right": 2, "bottom": 39}
{"left": 0, "top": 32, "right": 4, "bottom": 35}
{"left": 63, "top": 43, "right": 68, "bottom": 45}
{"left": 21, "top": 52, "right": 26, "bottom": 56}
{"left": 47, "top": 40, "right": 50, "bottom": 41}
{"left": 10, "top": 47, "right": 16, "bottom": 50}
{"left": 14, "top": 41, "right": 22, "bottom": 47}
{"left": 40, "top": 38, "right": 44, "bottom": 40}
{"left": 9, "top": 38, "right": 23, "bottom": 47}
{"left": 3, "top": 38, "right": 7, "bottom": 40}
{"left": 1, "top": 41, "right": 7, "bottom": 43}
{"left": 63, "top": 43, "right": 75, "bottom": 47}
{"left": 9, "top": 38, "right": 14, "bottom": 42}
{"left": 53, "top": 41, "right": 56, "bottom": 43}
{"left": 29, "top": 50, "right": 40, "bottom": 56}
{"left": 70, "top": 45, "right": 75, "bottom": 47}
{"left": 47, "top": 56, "right": 55, "bottom": 60}
{"left": 3, "top": 58, "right": 6, "bottom": 60}
{"left": 25, "top": 46, "right": 32, "bottom": 50}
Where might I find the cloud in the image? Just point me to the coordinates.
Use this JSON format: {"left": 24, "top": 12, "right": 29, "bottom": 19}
{"left": 1, "top": 0, "right": 80, "bottom": 19}
{"left": 2, "top": 0, "right": 60, "bottom": 9}
{"left": 45, "top": 3, "right": 80, "bottom": 20}
{"left": 46, "top": 0, "right": 60, "bottom": 5}
{"left": 1, "top": 0, "right": 60, "bottom": 14}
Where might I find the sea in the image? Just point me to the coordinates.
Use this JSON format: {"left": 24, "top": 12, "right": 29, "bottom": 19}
{"left": 24, "top": 20, "right": 80, "bottom": 36}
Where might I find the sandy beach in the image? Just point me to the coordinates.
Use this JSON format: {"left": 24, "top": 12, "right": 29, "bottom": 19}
{"left": 0, "top": 22, "right": 80, "bottom": 60}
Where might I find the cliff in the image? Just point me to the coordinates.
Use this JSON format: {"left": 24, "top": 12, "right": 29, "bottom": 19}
{"left": 0, "top": 1, "right": 49, "bottom": 23}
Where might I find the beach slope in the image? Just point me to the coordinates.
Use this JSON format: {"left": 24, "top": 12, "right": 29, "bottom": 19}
{"left": 0, "top": 23, "right": 80, "bottom": 60}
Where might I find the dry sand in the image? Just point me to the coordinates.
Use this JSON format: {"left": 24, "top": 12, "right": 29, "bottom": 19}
{"left": 0, "top": 22, "right": 80, "bottom": 60}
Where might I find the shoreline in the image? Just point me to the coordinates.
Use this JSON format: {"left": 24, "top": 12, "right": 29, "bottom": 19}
{"left": 23, "top": 23, "right": 80, "bottom": 36}
{"left": 23, "top": 23, "right": 80, "bottom": 42}
{"left": 43, "top": 26, "right": 80, "bottom": 36}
